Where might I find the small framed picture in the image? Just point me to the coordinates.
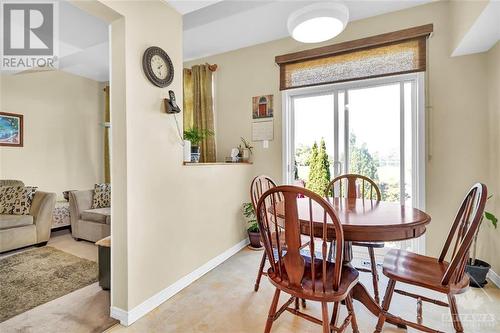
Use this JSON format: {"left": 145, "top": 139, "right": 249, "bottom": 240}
{"left": 0, "top": 112, "right": 24, "bottom": 147}
{"left": 252, "top": 95, "right": 273, "bottom": 119}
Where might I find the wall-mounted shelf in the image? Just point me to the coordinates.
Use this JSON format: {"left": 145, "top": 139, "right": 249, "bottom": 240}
{"left": 183, "top": 162, "right": 253, "bottom": 166}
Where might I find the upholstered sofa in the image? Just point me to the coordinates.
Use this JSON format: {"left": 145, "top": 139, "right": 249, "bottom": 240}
{"left": 0, "top": 180, "right": 56, "bottom": 253}
{"left": 69, "top": 190, "right": 110, "bottom": 242}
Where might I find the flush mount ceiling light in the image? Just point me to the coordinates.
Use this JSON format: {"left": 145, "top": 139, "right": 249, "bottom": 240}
{"left": 287, "top": 2, "right": 349, "bottom": 43}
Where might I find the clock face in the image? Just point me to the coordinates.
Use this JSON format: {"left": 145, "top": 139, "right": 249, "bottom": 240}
{"left": 151, "top": 55, "right": 168, "bottom": 80}
{"left": 142, "top": 46, "right": 174, "bottom": 88}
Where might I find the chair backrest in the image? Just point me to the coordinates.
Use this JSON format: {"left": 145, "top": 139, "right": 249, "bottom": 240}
{"left": 439, "top": 183, "right": 487, "bottom": 286}
{"left": 250, "top": 175, "right": 278, "bottom": 210}
{"left": 256, "top": 185, "right": 344, "bottom": 291}
{"left": 325, "top": 173, "right": 381, "bottom": 200}
{"left": 0, "top": 179, "right": 24, "bottom": 187}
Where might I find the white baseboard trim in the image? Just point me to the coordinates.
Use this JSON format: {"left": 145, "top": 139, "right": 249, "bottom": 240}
{"left": 487, "top": 268, "right": 500, "bottom": 288}
{"left": 110, "top": 238, "right": 250, "bottom": 326}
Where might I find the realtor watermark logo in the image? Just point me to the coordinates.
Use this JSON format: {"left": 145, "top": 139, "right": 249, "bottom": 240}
{"left": 1, "top": 1, "right": 59, "bottom": 70}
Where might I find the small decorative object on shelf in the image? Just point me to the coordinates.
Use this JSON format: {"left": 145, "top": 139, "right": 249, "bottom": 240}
{"left": 238, "top": 137, "right": 254, "bottom": 162}
{"left": 466, "top": 195, "right": 498, "bottom": 287}
{"left": 242, "top": 202, "right": 262, "bottom": 249}
{"left": 183, "top": 127, "right": 214, "bottom": 163}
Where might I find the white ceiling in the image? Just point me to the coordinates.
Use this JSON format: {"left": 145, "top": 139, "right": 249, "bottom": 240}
{"left": 168, "top": 0, "right": 223, "bottom": 15}
{"left": 3, "top": 0, "right": 109, "bottom": 82}
{"left": 452, "top": 1, "right": 500, "bottom": 57}
{"left": 179, "top": 0, "right": 434, "bottom": 61}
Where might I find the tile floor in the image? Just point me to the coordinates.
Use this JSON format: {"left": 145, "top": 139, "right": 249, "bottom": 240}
{"left": 107, "top": 247, "right": 500, "bottom": 333}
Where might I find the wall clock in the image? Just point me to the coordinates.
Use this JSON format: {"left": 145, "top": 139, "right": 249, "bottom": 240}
{"left": 142, "top": 46, "right": 174, "bottom": 88}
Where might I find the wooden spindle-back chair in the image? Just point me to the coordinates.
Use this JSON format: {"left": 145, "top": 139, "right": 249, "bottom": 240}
{"left": 325, "top": 173, "right": 383, "bottom": 303}
{"left": 257, "top": 185, "right": 359, "bottom": 333}
{"left": 250, "top": 175, "right": 280, "bottom": 292}
{"left": 375, "top": 183, "right": 487, "bottom": 333}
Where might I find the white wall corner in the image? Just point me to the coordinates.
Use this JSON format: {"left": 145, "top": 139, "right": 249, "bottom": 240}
{"left": 487, "top": 268, "right": 500, "bottom": 288}
{"left": 110, "top": 238, "right": 249, "bottom": 326}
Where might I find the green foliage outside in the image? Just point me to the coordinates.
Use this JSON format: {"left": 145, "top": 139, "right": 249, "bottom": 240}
{"left": 295, "top": 134, "right": 404, "bottom": 201}
{"left": 306, "top": 139, "right": 331, "bottom": 195}
{"left": 295, "top": 144, "right": 312, "bottom": 166}
{"left": 349, "top": 134, "right": 378, "bottom": 181}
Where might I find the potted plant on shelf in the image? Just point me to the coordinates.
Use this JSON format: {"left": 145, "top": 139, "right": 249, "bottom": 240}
{"left": 183, "top": 127, "right": 214, "bottom": 163}
{"left": 238, "top": 137, "right": 254, "bottom": 162}
{"left": 242, "top": 202, "right": 261, "bottom": 249}
{"left": 466, "top": 197, "right": 498, "bottom": 287}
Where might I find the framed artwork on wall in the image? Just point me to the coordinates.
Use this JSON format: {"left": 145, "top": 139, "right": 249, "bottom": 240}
{"left": 252, "top": 95, "right": 273, "bottom": 119}
{"left": 0, "top": 112, "right": 24, "bottom": 147}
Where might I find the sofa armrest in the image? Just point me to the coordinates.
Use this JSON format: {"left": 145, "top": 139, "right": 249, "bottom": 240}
{"left": 30, "top": 191, "right": 57, "bottom": 243}
{"left": 69, "top": 190, "right": 94, "bottom": 215}
{"left": 69, "top": 190, "right": 94, "bottom": 232}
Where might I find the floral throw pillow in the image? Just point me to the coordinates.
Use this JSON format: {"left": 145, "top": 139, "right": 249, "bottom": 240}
{"left": 92, "top": 183, "right": 111, "bottom": 209}
{"left": 0, "top": 186, "right": 38, "bottom": 215}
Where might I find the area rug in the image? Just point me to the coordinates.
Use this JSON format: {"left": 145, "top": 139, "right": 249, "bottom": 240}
{"left": 0, "top": 246, "right": 98, "bottom": 322}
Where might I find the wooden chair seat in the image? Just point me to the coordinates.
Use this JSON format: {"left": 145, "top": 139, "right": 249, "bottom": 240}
{"left": 258, "top": 186, "right": 360, "bottom": 333}
{"left": 269, "top": 232, "right": 310, "bottom": 249}
{"left": 375, "top": 183, "right": 487, "bottom": 333}
{"left": 268, "top": 256, "right": 359, "bottom": 302}
{"left": 383, "top": 249, "right": 469, "bottom": 294}
{"left": 351, "top": 241, "right": 384, "bottom": 248}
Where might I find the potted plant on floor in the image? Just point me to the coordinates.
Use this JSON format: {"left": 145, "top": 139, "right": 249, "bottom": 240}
{"left": 466, "top": 197, "right": 498, "bottom": 287}
{"left": 183, "top": 127, "right": 214, "bottom": 163}
{"left": 242, "top": 202, "right": 262, "bottom": 249}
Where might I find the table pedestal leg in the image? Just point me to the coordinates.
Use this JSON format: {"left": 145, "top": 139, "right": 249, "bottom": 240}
{"left": 344, "top": 242, "right": 406, "bottom": 329}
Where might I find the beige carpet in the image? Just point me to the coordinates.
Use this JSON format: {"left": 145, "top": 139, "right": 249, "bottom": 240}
{"left": 0, "top": 246, "right": 98, "bottom": 322}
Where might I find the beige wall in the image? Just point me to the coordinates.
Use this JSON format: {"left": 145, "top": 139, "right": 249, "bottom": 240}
{"left": 449, "top": 0, "right": 488, "bottom": 53}
{"left": 0, "top": 70, "right": 104, "bottom": 197}
{"left": 186, "top": 1, "right": 494, "bottom": 261}
{"left": 81, "top": 0, "right": 254, "bottom": 312}
{"left": 478, "top": 42, "right": 500, "bottom": 273}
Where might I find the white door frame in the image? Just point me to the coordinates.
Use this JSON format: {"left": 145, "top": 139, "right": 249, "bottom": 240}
{"left": 282, "top": 72, "right": 426, "bottom": 254}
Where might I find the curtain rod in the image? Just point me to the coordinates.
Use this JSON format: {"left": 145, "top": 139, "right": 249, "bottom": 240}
{"left": 184, "top": 64, "right": 218, "bottom": 73}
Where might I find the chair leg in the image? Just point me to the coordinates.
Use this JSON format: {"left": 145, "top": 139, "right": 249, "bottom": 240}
{"left": 294, "top": 297, "right": 299, "bottom": 310}
{"left": 447, "top": 294, "right": 464, "bottom": 333}
{"left": 368, "top": 247, "right": 380, "bottom": 304}
{"left": 255, "top": 251, "right": 267, "bottom": 292}
{"left": 321, "top": 302, "right": 330, "bottom": 333}
{"left": 345, "top": 295, "right": 359, "bottom": 333}
{"left": 374, "top": 279, "right": 396, "bottom": 333}
{"left": 301, "top": 298, "right": 307, "bottom": 308}
{"left": 330, "top": 301, "right": 340, "bottom": 332}
{"left": 264, "top": 288, "right": 281, "bottom": 333}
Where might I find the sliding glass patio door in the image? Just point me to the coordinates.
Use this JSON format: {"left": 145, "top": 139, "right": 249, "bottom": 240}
{"left": 283, "top": 73, "right": 425, "bottom": 254}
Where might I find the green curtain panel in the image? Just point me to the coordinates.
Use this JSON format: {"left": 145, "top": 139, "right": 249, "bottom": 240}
{"left": 183, "top": 68, "right": 194, "bottom": 130}
{"left": 184, "top": 64, "right": 216, "bottom": 162}
{"left": 104, "top": 86, "right": 111, "bottom": 183}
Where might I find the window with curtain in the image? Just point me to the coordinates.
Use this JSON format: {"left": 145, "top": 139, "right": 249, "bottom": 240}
{"left": 183, "top": 64, "right": 217, "bottom": 163}
{"left": 276, "top": 24, "right": 432, "bottom": 90}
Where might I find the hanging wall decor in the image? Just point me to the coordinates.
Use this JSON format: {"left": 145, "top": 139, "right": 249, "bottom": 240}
{"left": 252, "top": 95, "right": 273, "bottom": 119}
{"left": 0, "top": 112, "right": 23, "bottom": 147}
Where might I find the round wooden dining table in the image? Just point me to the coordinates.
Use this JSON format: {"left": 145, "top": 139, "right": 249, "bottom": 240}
{"left": 275, "top": 197, "right": 431, "bottom": 328}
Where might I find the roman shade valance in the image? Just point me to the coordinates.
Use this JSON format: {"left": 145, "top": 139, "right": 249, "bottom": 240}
{"left": 276, "top": 24, "right": 433, "bottom": 90}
